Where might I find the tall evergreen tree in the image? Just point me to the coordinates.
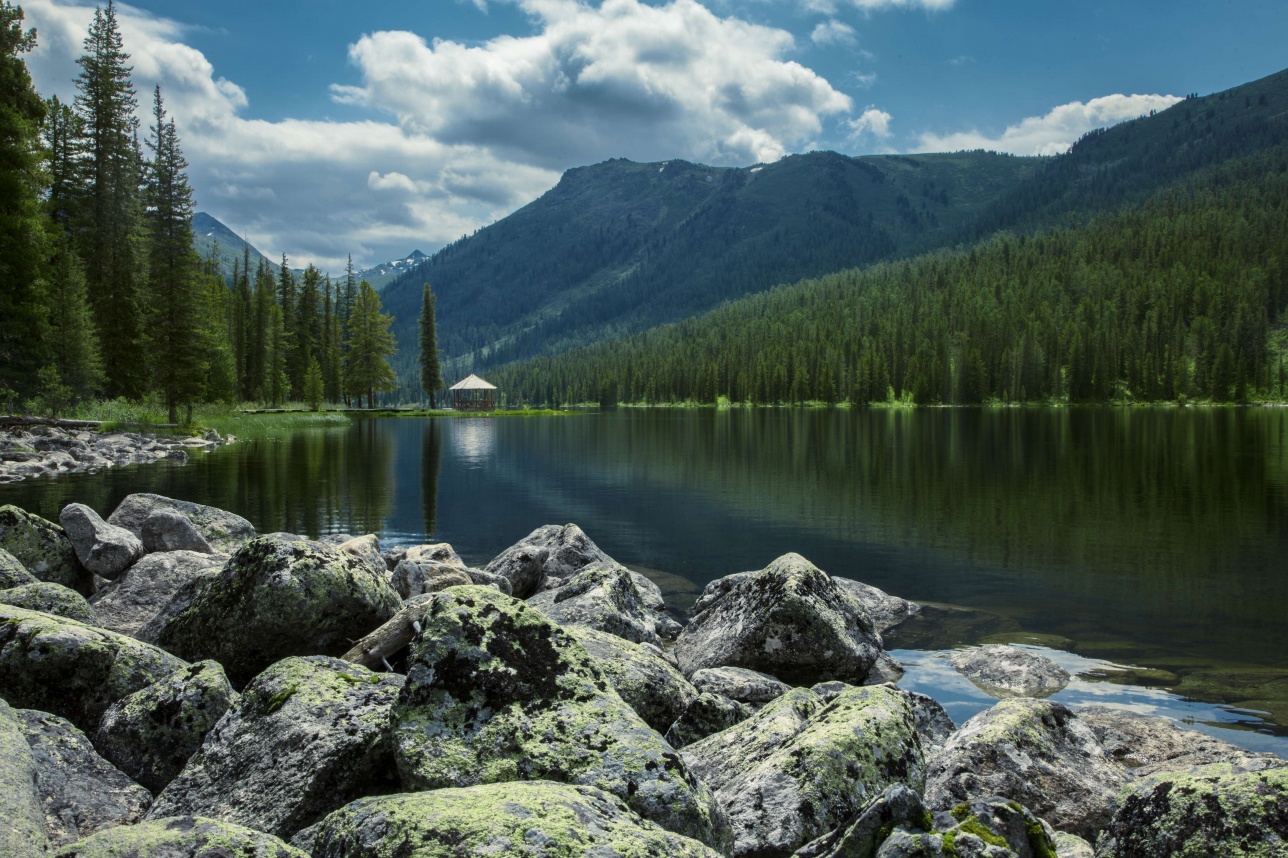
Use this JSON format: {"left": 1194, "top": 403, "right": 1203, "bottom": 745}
{"left": 0, "top": 1, "right": 50, "bottom": 403}
{"left": 294, "top": 264, "right": 322, "bottom": 392}
{"left": 142, "top": 85, "right": 204, "bottom": 423}
{"left": 43, "top": 95, "right": 84, "bottom": 232}
{"left": 75, "top": 0, "right": 145, "bottom": 397}
{"left": 345, "top": 281, "right": 397, "bottom": 408}
{"left": 46, "top": 238, "right": 104, "bottom": 402}
{"left": 419, "top": 283, "right": 443, "bottom": 407}
{"left": 321, "top": 278, "right": 342, "bottom": 402}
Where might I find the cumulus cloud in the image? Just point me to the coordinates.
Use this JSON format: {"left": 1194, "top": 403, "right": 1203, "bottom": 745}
{"left": 21, "top": 0, "right": 855, "bottom": 269}
{"left": 846, "top": 106, "right": 892, "bottom": 138}
{"left": 915, "top": 93, "right": 1183, "bottom": 156}
{"left": 811, "top": 19, "right": 856, "bottom": 45}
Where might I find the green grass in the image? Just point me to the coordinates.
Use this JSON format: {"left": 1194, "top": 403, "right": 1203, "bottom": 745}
{"left": 63, "top": 397, "right": 351, "bottom": 438}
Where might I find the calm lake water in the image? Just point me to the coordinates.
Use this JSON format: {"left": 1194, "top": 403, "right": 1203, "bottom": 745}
{"left": 4, "top": 408, "right": 1287, "bottom": 753}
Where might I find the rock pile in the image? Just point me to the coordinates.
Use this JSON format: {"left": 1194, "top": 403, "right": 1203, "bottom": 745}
{"left": 0, "top": 497, "right": 1283, "bottom": 857}
{"left": 0, "top": 422, "right": 230, "bottom": 483}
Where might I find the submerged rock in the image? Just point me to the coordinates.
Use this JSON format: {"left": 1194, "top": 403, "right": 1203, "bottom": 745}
{"left": 17, "top": 708, "right": 151, "bottom": 846}
{"left": 675, "top": 553, "right": 882, "bottom": 686}
{"left": 0, "top": 700, "right": 49, "bottom": 858}
{"left": 391, "top": 586, "right": 730, "bottom": 850}
{"left": 665, "top": 692, "right": 755, "bottom": 750}
{"left": 295, "top": 782, "right": 725, "bottom": 858}
{"left": 95, "top": 660, "right": 239, "bottom": 794}
{"left": 683, "top": 685, "right": 926, "bottom": 857}
{"left": 0, "top": 582, "right": 99, "bottom": 625}
{"left": 153, "top": 536, "right": 402, "bottom": 686}
{"left": 146, "top": 656, "right": 403, "bottom": 840}
{"left": 0, "top": 504, "right": 88, "bottom": 592}
{"left": 1096, "top": 766, "right": 1288, "bottom": 857}
{"left": 0, "top": 604, "right": 187, "bottom": 735}
{"left": 53, "top": 815, "right": 307, "bottom": 858}
{"left": 484, "top": 523, "right": 608, "bottom": 597}
{"left": 568, "top": 625, "right": 698, "bottom": 733}
{"left": 950, "top": 644, "right": 1070, "bottom": 699}
{"left": 90, "top": 550, "right": 225, "bottom": 639}
{"left": 107, "top": 493, "right": 256, "bottom": 555}
{"left": 0, "top": 546, "right": 37, "bottom": 588}
{"left": 691, "top": 666, "right": 791, "bottom": 707}
{"left": 141, "top": 509, "right": 215, "bottom": 554}
{"left": 60, "top": 502, "right": 145, "bottom": 580}
{"left": 924, "top": 698, "right": 1127, "bottom": 842}
{"left": 529, "top": 561, "right": 682, "bottom": 647}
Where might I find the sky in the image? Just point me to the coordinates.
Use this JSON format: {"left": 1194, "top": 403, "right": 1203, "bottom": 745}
{"left": 18, "top": 0, "right": 1288, "bottom": 272}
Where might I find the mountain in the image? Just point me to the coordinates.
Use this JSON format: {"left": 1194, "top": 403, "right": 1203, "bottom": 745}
{"left": 380, "top": 150, "right": 1042, "bottom": 384}
{"left": 357, "top": 250, "right": 428, "bottom": 291}
{"left": 192, "top": 212, "right": 270, "bottom": 280}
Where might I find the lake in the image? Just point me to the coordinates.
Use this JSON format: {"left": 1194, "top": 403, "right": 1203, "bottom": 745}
{"left": 4, "top": 407, "right": 1287, "bottom": 753}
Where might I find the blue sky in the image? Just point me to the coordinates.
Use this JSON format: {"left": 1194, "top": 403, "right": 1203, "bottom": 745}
{"left": 19, "top": 0, "right": 1288, "bottom": 271}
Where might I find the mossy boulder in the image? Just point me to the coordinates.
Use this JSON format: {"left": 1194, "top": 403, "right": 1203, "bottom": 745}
{"left": 0, "top": 582, "right": 99, "bottom": 625}
{"left": 0, "top": 699, "right": 48, "bottom": 858}
{"left": 146, "top": 656, "right": 403, "bottom": 839}
{"left": 52, "top": 815, "right": 307, "bottom": 857}
{"left": 0, "top": 546, "right": 37, "bottom": 588}
{"left": 950, "top": 645, "right": 1070, "bottom": 699}
{"left": 0, "top": 504, "right": 88, "bottom": 593}
{"left": 107, "top": 493, "right": 256, "bottom": 554}
{"left": 568, "top": 625, "right": 698, "bottom": 733}
{"left": 691, "top": 666, "right": 791, "bottom": 707}
{"left": 932, "top": 797, "right": 1058, "bottom": 858}
{"left": 90, "top": 550, "right": 225, "bottom": 639}
{"left": 484, "top": 523, "right": 607, "bottom": 597}
{"left": 665, "top": 691, "right": 754, "bottom": 750}
{"left": 925, "top": 699, "right": 1127, "bottom": 842}
{"left": 391, "top": 586, "right": 730, "bottom": 850}
{"left": 674, "top": 554, "right": 882, "bottom": 686}
{"left": 95, "top": 660, "right": 239, "bottom": 794}
{"left": 294, "top": 781, "right": 725, "bottom": 857}
{"left": 1096, "top": 766, "right": 1288, "bottom": 857}
{"left": 792, "top": 784, "right": 931, "bottom": 858}
{"left": 0, "top": 604, "right": 187, "bottom": 734}
{"left": 683, "top": 685, "right": 926, "bottom": 857}
{"left": 529, "top": 562, "right": 682, "bottom": 646}
{"left": 153, "top": 536, "right": 402, "bottom": 686}
{"left": 17, "top": 708, "right": 152, "bottom": 846}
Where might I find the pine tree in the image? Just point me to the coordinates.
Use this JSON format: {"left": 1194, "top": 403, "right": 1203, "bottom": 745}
{"left": 419, "top": 283, "right": 443, "bottom": 407}
{"left": 294, "top": 264, "right": 322, "bottom": 391}
{"left": 46, "top": 238, "right": 104, "bottom": 402}
{"left": 142, "top": 85, "right": 205, "bottom": 423}
{"left": 0, "top": 1, "right": 50, "bottom": 403}
{"left": 43, "top": 95, "right": 85, "bottom": 231}
{"left": 303, "top": 356, "right": 324, "bottom": 411}
{"left": 321, "top": 279, "right": 343, "bottom": 402}
{"left": 345, "top": 281, "right": 397, "bottom": 408}
{"left": 75, "top": 0, "right": 146, "bottom": 398}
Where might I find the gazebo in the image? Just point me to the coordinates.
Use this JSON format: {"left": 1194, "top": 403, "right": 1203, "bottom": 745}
{"left": 449, "top": 374, "right": 498, "bottom": 411}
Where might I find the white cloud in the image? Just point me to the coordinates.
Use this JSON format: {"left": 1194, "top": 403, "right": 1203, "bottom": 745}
{"left": 915, "top": 93, "right": 1183, "bottom": 156}
{"left": 811, "top": 19, "right": 856, "bottom": 45}
{"left": 21, "top": 0, "right": 854, "bottom": 270}
{"left": 801, "top": 0, "right": 954, "bottom": 14}
{"left": 846, "top": 106, "right": 891, "bottom": 138}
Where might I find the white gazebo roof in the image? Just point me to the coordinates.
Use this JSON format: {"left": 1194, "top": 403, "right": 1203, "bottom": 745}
{"left": 449, "top": 374, "right": 497, "bottom": 391}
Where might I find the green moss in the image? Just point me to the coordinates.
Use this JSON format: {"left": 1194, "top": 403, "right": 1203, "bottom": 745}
{"left": 915, "top": 809, "right": 934, "bottom": 831}
{"left": 266, "top": 684, "right": 298, "bottom": 714}
{"left": 954, "top": 817, "right": 1009, "bottom": 849}
{"left": 950, "top": 802, "right": 972, "bottom": 822}
{"left": 49, "top": 815, "right": 306, "bottom": 857}
{"left": 1025, "top": 817, "right": 1059, "bottom": 858}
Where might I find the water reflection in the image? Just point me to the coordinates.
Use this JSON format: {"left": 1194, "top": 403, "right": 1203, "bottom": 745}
{"left": 451, "top": 418, "right": 497, "bottom": 466}
{"left": 421, "top": 420, "right": 442, "bottom": 536}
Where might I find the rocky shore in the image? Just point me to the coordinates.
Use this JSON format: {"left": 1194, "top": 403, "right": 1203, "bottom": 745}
{"left": 0, "top": 420, "right": 231, "bottom": 483}
{"left": 1, "top": 496, "right": 1284, "bottom": 857}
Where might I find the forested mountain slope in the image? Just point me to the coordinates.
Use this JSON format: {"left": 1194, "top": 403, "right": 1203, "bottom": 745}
{"left": 491, "top": 146, "right": 1288, "bottom": 406}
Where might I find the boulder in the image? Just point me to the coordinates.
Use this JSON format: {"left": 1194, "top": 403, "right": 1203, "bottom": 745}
{"left": 0, "top": 504, "right": 88, "bottom": 592}
{"left": 1076, "top": 705, "right": 1288, "bottom": 778}
{"left": 792, "top": 784, "right": 932, "bottom": 858}
{"left": 682, "top": 685, "right": 925, "bottom": 857}
{"left": 153, "top": 536, "right": 402, "bottom": 686}
{"left": 59, "top": 502, "right": 145, "bottom": 579}
{"left": 950, "top": 645, "right": 1070, "bottom": 699}
{"left": 391, "top": 557, "right": 472, "bottom": 598}
{"left": 925, "top": 698, "right": 1127, "bottom": 842}
{"left": 528, "top": 561, "right": 681, "bottom": 647}
{"left": 691, "top": 666, "right": 791, "bottom": 707}
{"left": 141, "top": 509, "right": 215, "bottom": 554}
{"left": 1053, "top": 832, "right": 1095, "bottom": 858}
{"left": 52, "top": 815, "right": 307, "bottom": 857}
{"left": 484, "top": 523, "right": 613, "bottom": 597}
{"left": 17, "top": 708, "right": 151, "bottom": 846}
{"left": 335, "top": 534, "right": 386, "bottom": 579}
{"left": 1096, "top": 766, "right": 1288, "bottom": 857}
{"left": 864, "top": 651, "right": 907, "bottom": 685}
{"left": 0, "top": 546, "right": 37, "bottom": 588}
{"left": 907, "top": 691, "right": 956, "bottom": 760}
{"left": 0, "top": 700, "right": 49, "bottom": 858}
{"left": 568, "top": 625, "right": 698, "bottom": 733}
{"left": 0, "top": 604, "right": 187, "bottom": 735}
{"left": 90, "top": 550, "right": 225, "bottom": 639}
{"left": 674, "top": 553, "right": 882, "bottom": 686}
{"left": 0, "top": 582, "right": 99, "bottom": 625}
{"left": 294, "top": 782, "right": 724, "bottom": 858}
{"left": 465, "top": 566, "right": 514, "bottom": 594}
{"left": 391, "top": 586, "right": 730, "bottom": 850}
{"left": 147, "top": 656, "right": 403, "bottom": 840}
{"left": 832, "top": 576, "right": 921, "bottom": 633}
{"left": 665, "top": 692, "right": 755, "bottom": 750}
{"left": 932, "top": 797, "right": 1059, "bottom": 858}
{"left": 95, "top": 660, "right": 239, "bottom": 794}
{"left": 107, "top": 493, "right": 256, "bottom": 554}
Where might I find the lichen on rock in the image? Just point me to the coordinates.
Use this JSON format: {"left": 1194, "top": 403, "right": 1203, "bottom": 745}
{"left": 528, "top": 561, "right": 682, "bottom": 647}
{"left": 0, "top": 504, "right": 88, "bottom": 593}
{"left": 107, "top": 493, "right": 256, "bottom": 555}
{"left": 52, "top": 815, "right": 307, "bottom": 858}
{"left": 0, "top": 546, "right": 37, "bottom": 589}
{"left": 949, "top": 645, "right": 1070, "bottom": 699}
{"left": 0, "top": 582, "right": 99, "bottom": 625}
{"left": 0, "top": 699, "right": 49, "bottom": 858}
{"left": 568, "top": 625, "right": 698, "bottom": 733}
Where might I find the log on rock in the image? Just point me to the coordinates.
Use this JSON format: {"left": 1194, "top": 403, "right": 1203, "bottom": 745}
{"left": 342, "top": 595, "right": 432, "bottom": 670}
